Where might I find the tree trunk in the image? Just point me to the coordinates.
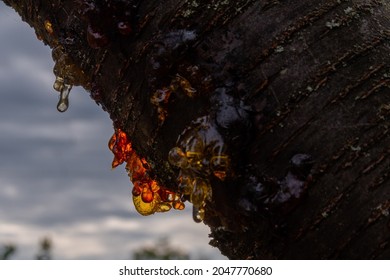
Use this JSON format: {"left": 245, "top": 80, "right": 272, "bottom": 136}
{"left": 2, "top": 0, "right": 389, "bottom": 259}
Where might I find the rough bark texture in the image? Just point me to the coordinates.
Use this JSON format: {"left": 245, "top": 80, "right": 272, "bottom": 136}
{"left": 2, "top": 0, "right": 389, "bottom": 259}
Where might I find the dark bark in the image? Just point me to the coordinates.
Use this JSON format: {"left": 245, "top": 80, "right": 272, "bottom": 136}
{"left": 2, "top": 0, "right": 389, "bottom": 259}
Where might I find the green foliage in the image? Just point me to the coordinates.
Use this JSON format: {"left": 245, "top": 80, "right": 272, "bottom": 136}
{"left": 1, "top": 236, "right": 199, "bottom": 260}
{"left": 132, "top": 238, "right": 190, "bottom": 260}
{"left": 0, "top": 244, "right": 16, "bottom": 260}
{"left": 36, "top": 237, "right": 52, "bottom": 260}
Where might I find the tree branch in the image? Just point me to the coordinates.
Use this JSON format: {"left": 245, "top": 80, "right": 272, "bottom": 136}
{"left": 2, "top": 0, "right": 390, "bottom": 259}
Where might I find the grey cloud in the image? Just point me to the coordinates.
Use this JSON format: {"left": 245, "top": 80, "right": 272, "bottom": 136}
{"left": 0, "top": 1, "right": 224, "bottom": 260}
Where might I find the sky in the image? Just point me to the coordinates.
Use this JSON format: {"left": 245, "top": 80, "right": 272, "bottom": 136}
{"left": 0, "top": 2, "right": 225, "bottom": 259}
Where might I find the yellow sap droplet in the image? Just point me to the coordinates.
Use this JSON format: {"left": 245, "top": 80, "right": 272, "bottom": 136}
{"left": 190, "top": 177, "right": 210, "bottom": 208}
{"left": 155, "top": 202, "right": 172, "bottom": 213}
{"left": 192, "top": 206, "right": 205, "bottom": 223}
{"left": 57, "top": 84, "right": 72, "bottom": 112}
{"left": 173, "top": 201, "right": 185, "bottom": 210}
{"left": 132, "top": 193, "right": 158, "bottom": 216}
{"left": 168, "top": 147, "right": 188, "bottom": 168}
{"left": 44, "top": 20, "right": 54, "bottom": 34}
{"left": 184, "top": 135, "right": 204, "bottom": 169}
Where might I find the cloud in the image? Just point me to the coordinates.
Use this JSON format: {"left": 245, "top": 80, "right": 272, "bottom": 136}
{"left": 0, "top": 182, "right": 20, "bottom": 199}
{"left": 0, "top": 208, "right": 221, "bottom": 259}
{"left": 0, "top": 2, "right": 224, "bottom": 260}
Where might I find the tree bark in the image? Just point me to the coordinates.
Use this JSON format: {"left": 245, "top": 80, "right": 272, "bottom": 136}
{"left": 2, "top": 0, "right": 389, "bottom": 259}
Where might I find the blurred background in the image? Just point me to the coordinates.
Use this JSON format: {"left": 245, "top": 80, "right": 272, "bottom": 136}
{"left": 0, "top": 2, "right": 225, "bottom": 259}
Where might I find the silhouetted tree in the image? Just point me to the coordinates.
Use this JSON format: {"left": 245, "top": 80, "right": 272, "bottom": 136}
{"left": 36, "top": 237, "right": 53, "bottom": 260}
{"left": 132, "top": 238, "right": 189, "bottom": 260}
{"left": 0, "top": 244, "right": 16, "bottom": 260}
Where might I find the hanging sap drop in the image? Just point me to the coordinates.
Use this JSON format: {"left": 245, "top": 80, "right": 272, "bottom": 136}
{"left": 192, "top": 206, "right": 205, "bottom": 223}
{"left": 156, "top": 202, "right": 172, "bottom": 212}
{"left": 53, "top": 76, "right": 64, "bottom": 92}
{"left": 56, "top": 84, "right": 72, "bottom": 112}
{"left": 50, "top": 43, "right": 91, "bottom": 114}
{"left": 107, "top": 128, "right": 186, "bottom": 216}
{"left": 133, "top": 193, "right": 158, "bottom": 216}
{"left": 141, "top": 187, "right": 154, "bottom": 203}
{"left": 190, "top": 177, "right": 211, "bottom": 208}
{"left": 173, "top": 201, "right": 185, "bottom": 210}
